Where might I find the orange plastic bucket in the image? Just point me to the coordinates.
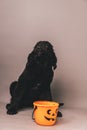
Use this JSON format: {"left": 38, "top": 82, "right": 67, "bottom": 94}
{"left": 33, "top": 101, "right": 59, "bottom": 126}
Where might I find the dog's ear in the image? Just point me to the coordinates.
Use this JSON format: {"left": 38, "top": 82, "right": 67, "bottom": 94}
{"left": 51, "top": 52, "right": 57, "bottom": 70}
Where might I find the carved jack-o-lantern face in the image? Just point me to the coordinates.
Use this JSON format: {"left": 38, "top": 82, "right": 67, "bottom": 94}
{"left": 44, "top": 108, "right": 58, "bottom": 122}
{"left": 33, "top": 101, "right": 59, "bottom": 126}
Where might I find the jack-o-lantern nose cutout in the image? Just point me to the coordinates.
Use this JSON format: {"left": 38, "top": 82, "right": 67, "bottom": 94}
{"left": 52, "top": 113, "right": 55, "bottom": 116}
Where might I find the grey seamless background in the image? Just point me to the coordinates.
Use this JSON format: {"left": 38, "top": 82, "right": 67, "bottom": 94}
{"left": 0, "top": 0, "right": 87, "bottom": 109}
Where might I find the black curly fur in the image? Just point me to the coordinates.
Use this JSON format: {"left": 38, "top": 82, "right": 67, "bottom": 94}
{"left": 6, "top": 41, "right": 61, "bottom": 115}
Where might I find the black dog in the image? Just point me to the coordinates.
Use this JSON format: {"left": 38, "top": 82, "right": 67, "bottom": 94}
{"left": 6, "top": 41, "right": 63, "bottom": 115}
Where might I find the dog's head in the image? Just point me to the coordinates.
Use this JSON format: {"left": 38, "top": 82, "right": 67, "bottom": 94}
{"left": 34, "top": 41, "right": 53, "bottom": 56}
{"left": 33, "top": 41, "right": 57, "bottom": 70}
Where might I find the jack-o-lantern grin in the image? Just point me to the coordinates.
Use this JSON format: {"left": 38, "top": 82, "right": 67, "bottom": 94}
{"left": 44, "top": 116, "right": 55, "bottom": 121}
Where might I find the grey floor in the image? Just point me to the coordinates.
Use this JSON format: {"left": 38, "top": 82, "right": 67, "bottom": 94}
{"left": 0, "top": 102, "right": 87, "bottom": 130}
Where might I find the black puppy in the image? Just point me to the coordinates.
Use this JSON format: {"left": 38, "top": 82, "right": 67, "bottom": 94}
{"left": 6, "top": 41, "right": 63, "bottom": 115}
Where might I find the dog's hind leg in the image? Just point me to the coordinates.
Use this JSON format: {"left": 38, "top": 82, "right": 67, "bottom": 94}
{"left": 10, "top": 81, "right": 17, "bottom": 96}
{"left": 6, "top": 81, "right": 17, "bottom": 110}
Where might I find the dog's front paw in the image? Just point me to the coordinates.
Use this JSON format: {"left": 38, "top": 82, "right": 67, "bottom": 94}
{"left": 57, "top": 111, "right": 62, "bottom": 117}
{"left": 59, "top": 103, "right": 64, "bottom": 107}
{"left": 7, "top": 108, "right": 17, "bottom": 115}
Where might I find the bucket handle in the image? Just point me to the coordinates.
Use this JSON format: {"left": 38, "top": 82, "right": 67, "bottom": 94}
{"left": 32, "top": 106, "right": 37, "bottom": 120}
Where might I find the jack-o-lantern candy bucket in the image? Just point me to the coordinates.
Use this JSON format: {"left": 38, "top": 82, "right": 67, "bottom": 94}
{"left": 33, "top": 101, "right": 59, "bottom": 126}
